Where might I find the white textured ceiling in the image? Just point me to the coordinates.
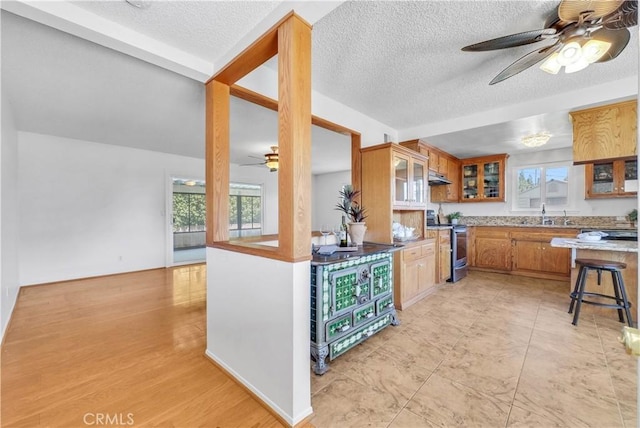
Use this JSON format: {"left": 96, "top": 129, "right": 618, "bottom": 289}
{"left": 1, "top": 0, "right": 638, "bottom": 165}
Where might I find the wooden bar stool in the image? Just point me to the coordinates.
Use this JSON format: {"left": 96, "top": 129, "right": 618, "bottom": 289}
{"left": 568, "top": 258, "right": 633, "bottom": 326}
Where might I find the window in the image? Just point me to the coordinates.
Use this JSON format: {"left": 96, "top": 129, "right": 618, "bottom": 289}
{"left": 513, "top": 163, "right": 570, "bottom": 210}
{"left": 229, "top": 183, "right": 262, "bottom": 238}
{"left": 173, "top": 193, "right": 206, "bottom": 233}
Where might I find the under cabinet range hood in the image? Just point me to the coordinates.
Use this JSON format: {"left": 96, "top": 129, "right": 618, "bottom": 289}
{"left": 428, "top": 171, "right": 452, "bottom": 185}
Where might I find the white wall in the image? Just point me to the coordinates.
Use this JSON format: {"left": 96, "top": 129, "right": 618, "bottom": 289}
{"left": 206, "top": 247, "right": 311, "bottom": 425}
{"left": 429, "top": 147, "right": 637, "bottom": 218}
{"left": 18, "top": 132, "right": 204, "bottom": 285}
{"left": 312, "top": 170, "right": 351, "bottom": 231}
{"left": 1, "top": 91, "right": 20, "bottom": 339}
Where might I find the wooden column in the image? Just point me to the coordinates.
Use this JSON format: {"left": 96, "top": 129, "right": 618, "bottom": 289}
{"left": 277, "top": 15, "right": 312, "bottom": 260}
{"left": 205, "top": 80, "right": 230, "bottom": 245}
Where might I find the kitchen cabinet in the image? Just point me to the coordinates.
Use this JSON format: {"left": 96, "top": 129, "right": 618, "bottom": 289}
{"left": 399, "top": 139, "right": 461, "bottom": 203}
{"left": 585, "top": 157, "right": 637, "bottom": 199}
{"left": 310, "top": 251, "right": 398, "bottom": 375}
{"left": 432, "top": 157, "right": 461, "bottom": 203}
{"left": 394, "top": 240, "right": 436, "bottom": 310}
{"left": 362, "top": 143, "right": 428, "bottom": 244}
{"left": 438, "top": 230, "right": 452, "bottom": 283}
{"left": 392, "top": 150, "right": 427, "bottom": 208}
{"left": 511, "top": 230, "right": 574, "bottom": 279}
{"left": 473, "top": 229, "right": 511, "bottom": 271}
{"left": 571, "top": 100, "right": 637, "bottom": 164}
{"left": 461, "top": 154, "right": 508, "bottom": 202}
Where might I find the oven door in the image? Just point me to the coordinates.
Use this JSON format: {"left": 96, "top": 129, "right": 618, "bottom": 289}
{"left": 453, "top": 226, "right": 467, "bottom": 267}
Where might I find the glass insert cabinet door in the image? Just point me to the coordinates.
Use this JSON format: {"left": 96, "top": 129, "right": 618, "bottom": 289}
{"left": 462, "top": 164, "right": 478, "bottom": 199}
{"left": 412, "top": 160, "right": 425, "bottom": 204}
{"left": 591, "top": 163, "right": 615, "bottom": 194}
{"left": 393, "top": 154, "right": 409, "bottom": 205}
{"left": 624, "top": 160, "right": 638, "bottom": 193}
{"left": 483, "top": 161, "right": 500, "bottom": 199}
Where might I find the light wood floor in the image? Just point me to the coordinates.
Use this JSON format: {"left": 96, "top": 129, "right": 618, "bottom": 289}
{"left": 3, "top": 265, "right": 637, "bottom": 427}
{"left": 1, "top": 265, "right": 284, "bottom": 427}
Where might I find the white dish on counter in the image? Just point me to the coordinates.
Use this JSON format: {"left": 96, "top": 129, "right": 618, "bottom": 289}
{"left": 577, "top": 239, "right": 608, "bottom": 244}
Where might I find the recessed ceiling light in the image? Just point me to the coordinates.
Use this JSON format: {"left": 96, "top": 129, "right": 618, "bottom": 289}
{"left": 125, "top": 0, "right": 151, "bottom": 9}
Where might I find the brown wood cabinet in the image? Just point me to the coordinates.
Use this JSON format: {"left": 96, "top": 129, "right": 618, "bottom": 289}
{"left": 511, "top": 230, "right": 574, "bottom": 279}
{"left": 438, "top": 230, "right": 452, "bottom": 283}
{"left": 461, "top": 154, "right": 508, "bottom": 202}
{"left": 361, "top": 143, "right": 428, "bottom": 243}
{"left": 394, "top": 240, "right": 436, "bottom": 310}
{"left": 399, "top": 139, "right": 461, "bottom": 203}
{"left": 470, "top": 227, "right": 576, "bottom": 281}
{"left": 473, "top": 229, "right": 511, "bottom": 271}
{"left": 571, "top": 100, "right": 637, "bottom": 164}
{"left": 585, "top": 157, "right": 637, "bottom": 199}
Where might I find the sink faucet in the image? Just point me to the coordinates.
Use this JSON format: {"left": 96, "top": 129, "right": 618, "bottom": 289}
{"left": 563, "top": 210, "right": 570, "bottom": 226}
{"left": 541, "top": 204, "right": 546, "bottom": 225}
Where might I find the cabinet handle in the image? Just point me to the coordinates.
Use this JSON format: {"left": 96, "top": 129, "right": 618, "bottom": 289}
{"left": 340, "top": 325, "right": 350, "bottom": 332}
{"left": 386, "top": 302, "right": 394, "bottom": 309}
{"left": 366, "top": 312, "right": 374, "bottom": 318}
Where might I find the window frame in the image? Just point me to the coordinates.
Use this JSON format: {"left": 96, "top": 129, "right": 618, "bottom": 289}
{"left": 229, "top": 182, "right": 264, "bottom": 238}
{"left": 510, "top": 161, "right": 574, "bottom": 213}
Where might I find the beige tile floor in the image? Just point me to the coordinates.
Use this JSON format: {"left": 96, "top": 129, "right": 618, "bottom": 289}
{"left": 310, "top": 271, "right": 637, "bottom": 428}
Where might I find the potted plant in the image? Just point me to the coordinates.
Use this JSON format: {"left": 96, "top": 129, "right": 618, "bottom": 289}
{"left": 628, "top": 209, "right": 637, "bottom": 227}
{"left": 335, "top": 185, "right": 368, "bottom": 245}
{"left": 447, "top": 211, "right": 462, "bottom": 225}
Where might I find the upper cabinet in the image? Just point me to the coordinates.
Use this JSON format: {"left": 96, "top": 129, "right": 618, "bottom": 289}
{"left": 399, "top": 139, "right": 461, "bottom": 203}
{"left": 461, "top": 154, "right": 508, "bottom": 202}
{"left": 361, "top": 143, "right": 428, "bottom": 243}
{"left": 571, "top": 100, "right": 637, "bottom": 164}
{"left": 585, "top": 157, "right": 638, "bottom": 199}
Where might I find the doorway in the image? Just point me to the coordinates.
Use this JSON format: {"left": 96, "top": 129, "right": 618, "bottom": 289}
{"left": 170, "top": 177, "right": 206, "bottom": 265}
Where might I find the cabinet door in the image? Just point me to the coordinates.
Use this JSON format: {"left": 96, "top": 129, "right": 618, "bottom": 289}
{"left": 412, "top": 158, "right": 427, "bottom": 207}
{"left": 462, "top": 164, "right": 479, "bottom": 200}
{"left": 619, "top": 159, "right": 638, "bottom": 196}
{"left": 541, "top": 244, "right": 571, "bottom": 275}
{"left": 475, "top": 237, "right": 510, "bottom": 270}
{"left": 586, "top": 159, "right": 638, "bottom": 198}
{"left": 438, "top": 156, "right": 448, "bottom": 175}
{"left": 393, "top": 152, "right": 411, "bottom": 206}
{"left": 438, "top": 241, "right": 452, "bottom": 283}
{"left": 403, "top": 259, "right": 421, "bottom": 302}
{"left": 447, "top": 159, "right": 460, "bottom": 201}
{"left": 482, "top": 161, "right": 501, "bottom": 199}
{"left": 420, "top": 243, "right": 436, "bottom": 292}
{"left": 513, "top": 240, "right": 542, "bottom": 272}
{"left": 428, "top": 150, "right": 439, "bottom": 172}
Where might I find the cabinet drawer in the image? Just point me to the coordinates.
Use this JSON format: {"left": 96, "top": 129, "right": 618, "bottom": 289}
{"left": 329, "top": 314, "right": 392, "bottom": 359}
{"left": 376, "top": 295, "right": 394, "bottom": 314}
{"left": 403, "top": 246, "right": 423, "bottom": 261}
{"left": 325, "top": 314, "right": 352, "bottom": 340}
{"left": 353, "top": 302, "right": 376, "bottom": 326}
{"left": 475, "top": 229, "right": 510, "bottom": 239}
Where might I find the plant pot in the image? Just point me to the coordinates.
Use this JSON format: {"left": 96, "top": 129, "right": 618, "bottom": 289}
{"left": 451, "top": 218, "right": 459, "bottom": 225}
{"left": 348, "top": 222, "right": 367, "bottom": 246}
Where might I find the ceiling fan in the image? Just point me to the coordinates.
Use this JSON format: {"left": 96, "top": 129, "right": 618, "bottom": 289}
{"left": 462, "top": 0, "right": 638, "bottom": 85}
{"left": 240, "top": 146, "right": 279, "bottom": 172}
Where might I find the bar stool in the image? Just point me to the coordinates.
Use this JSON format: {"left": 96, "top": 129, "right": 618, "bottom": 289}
{"left": 568, "top": 258, "right": 633, "bottom": 326}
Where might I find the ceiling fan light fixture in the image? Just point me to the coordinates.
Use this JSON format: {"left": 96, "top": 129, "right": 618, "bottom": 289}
{"left": 582, "top": 39, "right": 612, "bottom": 63}
{"left": 264, "top": 146, "right": 279, "bottom": 171}
{"left": 521, "top": 132, "right": 552, "bottom": 148}
{"left": 557, "top": 41, "right": 583, "bottom": 66}
{"left": 564, "top": 56, "right": 590, "bottom": 73}
{"left": 540, "top": 52, "right": 562, "bottom": 74}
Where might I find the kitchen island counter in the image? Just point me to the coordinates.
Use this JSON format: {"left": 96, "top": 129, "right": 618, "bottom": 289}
{"left": 550, "top": 237, "right": 638, "bottom": 253}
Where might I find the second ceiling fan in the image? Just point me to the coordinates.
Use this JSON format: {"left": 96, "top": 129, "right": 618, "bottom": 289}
{"left": 462, "top": 0, "right": 638, "bottom": 85}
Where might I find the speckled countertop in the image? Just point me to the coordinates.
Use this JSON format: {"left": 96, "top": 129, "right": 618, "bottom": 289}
{"left": 457, "top": 216, "right": 636, "bottom": 230}
{"left": 550, "top": 237, "right": 638, "bottom": 253}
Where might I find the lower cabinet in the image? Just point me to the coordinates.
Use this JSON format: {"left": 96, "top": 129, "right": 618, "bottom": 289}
{"left": 473, "top": 229, "right": 511, "bottom": 271}
{"left": 470, "top": 227, "right": 575, "bottom": 280}
{"left": 394, "top": 240, "right": 436, "bottom": 310}
{"left": 438, "top": 230, "right": 452, "bottom": 283}
{"left": 310, "top": 251, "right": 399, "bottom": 375}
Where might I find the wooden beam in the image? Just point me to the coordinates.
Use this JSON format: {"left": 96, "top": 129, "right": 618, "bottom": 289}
{"left": 351, "top": 133, "right": 362, "bottom": 204}
{"left": 277, "top": 15, "right": 312, "bottom": 260}
{"left": 205, "top": 80, "right": 230, "bottom": 245}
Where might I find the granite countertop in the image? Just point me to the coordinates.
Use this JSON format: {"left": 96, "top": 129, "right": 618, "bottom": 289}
{"left": 550, "top": 237, "right": 638, "bottom": 253}
{"left": 467, "top": 224, "right": 636, "bottom": 230}
{"left": 311, "top": 242, "right": 401, "bottom": 265}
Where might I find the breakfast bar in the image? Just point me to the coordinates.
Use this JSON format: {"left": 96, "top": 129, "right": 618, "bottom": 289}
{"left": 550, "top": 237, "right": 638, "bottom": 319}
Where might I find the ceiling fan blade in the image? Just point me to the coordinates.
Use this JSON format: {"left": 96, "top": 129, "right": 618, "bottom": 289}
{"left": 592, "top": 27, "right": 631, "bottom": 62}
{"left": 239, "top": 162, "right": 265, "bottom": 166}
{"left": 603, "top": 0, "right": 638, "bottom": 29}
{"left": 489, "top": 42, "right": 562, "bottom": 85}
{"left": 462, "top": 28, "right": 557, "bottom": 51}
{"left": 558, "top": 0, "right": 624, "bottom": 22}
